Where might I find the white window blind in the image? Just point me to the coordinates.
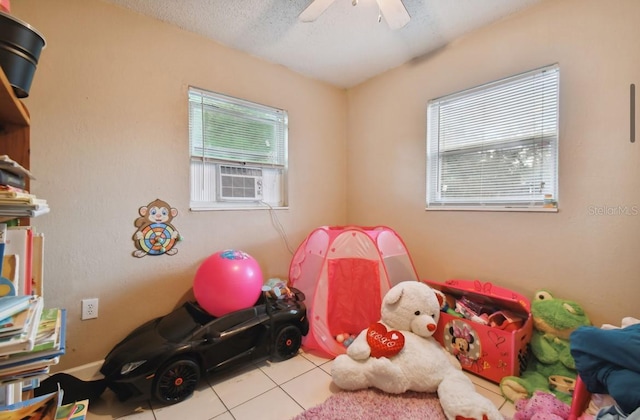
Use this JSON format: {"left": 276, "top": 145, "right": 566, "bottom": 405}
{"left": 426, "top": 64, "right": 559, "bottom": 210}
{"left": 189, "top": 87, "right": 288, "bottom": 209}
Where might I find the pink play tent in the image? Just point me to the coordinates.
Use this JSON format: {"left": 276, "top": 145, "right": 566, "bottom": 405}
{"left": 289, "top": 226, "right": 420, "bottom": 357}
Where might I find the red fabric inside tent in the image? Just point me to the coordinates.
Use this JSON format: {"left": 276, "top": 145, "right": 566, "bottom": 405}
{"left": 327, "top": 258, "right": 381, "bottom": 337}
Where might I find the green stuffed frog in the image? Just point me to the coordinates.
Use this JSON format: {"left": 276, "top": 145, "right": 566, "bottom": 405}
{"left": 500, "top": 290, "right": 591, "bottom": 404}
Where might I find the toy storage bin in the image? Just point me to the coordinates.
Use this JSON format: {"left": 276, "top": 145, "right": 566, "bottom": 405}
{"left": 568, "top": 376, "right": 591, "bottom": 420}
{"left": 425, "top": 279, "right": 533, "bottom": 383}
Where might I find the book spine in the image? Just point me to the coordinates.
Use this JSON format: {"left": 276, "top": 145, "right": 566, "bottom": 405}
{"left": 0, "top": 223, "right": 5, "bottom": 278}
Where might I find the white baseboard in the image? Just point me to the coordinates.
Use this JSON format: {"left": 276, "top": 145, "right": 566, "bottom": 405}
{"left": 62, "top": 360, "right": 105, "bottom": 381}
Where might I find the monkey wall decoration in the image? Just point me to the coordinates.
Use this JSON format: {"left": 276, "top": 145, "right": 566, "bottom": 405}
{"left": 132, "top": 199, "right": 182, "bottom": 258}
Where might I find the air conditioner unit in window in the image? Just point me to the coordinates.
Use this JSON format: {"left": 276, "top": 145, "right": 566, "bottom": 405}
{"left": 217, "top": 165, "right": 263, "bottom": 201}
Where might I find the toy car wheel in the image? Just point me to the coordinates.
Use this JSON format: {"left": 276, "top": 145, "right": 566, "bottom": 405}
{"left": 273, "top": 325, "right": 302, "bottom": 361}
{"left": 153, "top": 358, "right": 200, "bottom": 404}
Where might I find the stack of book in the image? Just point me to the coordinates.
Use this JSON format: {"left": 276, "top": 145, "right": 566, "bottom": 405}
{"left": 0, "top": 295, "right": 65, "bottom": 385}
{"left": 0, "top": 155, "right": 49, "bottom": 219}
{"left": 1, "top": 223, "right": 46, "bottom": 297}
{"left": 0, "top": 388, "right": 87, "bottom": 419}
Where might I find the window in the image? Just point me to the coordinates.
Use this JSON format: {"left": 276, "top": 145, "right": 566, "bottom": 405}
{"left": 426, "top": 64, "right": 559, "bottom": 211}
{"left": 189, "top": 87, "right": 288, "bottom": 210}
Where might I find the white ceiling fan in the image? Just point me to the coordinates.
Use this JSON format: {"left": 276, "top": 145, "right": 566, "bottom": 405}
{"left": 299, "top": 0, "right": 411, "bottom": 30}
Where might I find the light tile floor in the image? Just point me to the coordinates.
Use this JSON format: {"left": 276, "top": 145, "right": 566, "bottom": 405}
{"left": 67, "top": 349, "right": 516, "bottom": 420}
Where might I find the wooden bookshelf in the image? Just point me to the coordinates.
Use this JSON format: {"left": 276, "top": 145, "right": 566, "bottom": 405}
{"left": 0, "top": 68, "right": 32, "bottom": 225}
{"left": 0, "top": 71, "right": 57, "bottom": 407}
{"left": 0, "top": 69, "right": 30, "bottom": 125}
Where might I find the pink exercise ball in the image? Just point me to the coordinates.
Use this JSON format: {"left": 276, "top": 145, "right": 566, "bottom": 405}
{"left": 193, "top": 249, "right": 263, "bottom": 317}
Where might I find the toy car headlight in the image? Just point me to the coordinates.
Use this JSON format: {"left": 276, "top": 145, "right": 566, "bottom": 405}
{"left": 120, "top": 360, "right": 147, "bottom": 375}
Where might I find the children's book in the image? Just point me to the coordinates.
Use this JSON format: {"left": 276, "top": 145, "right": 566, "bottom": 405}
{"left": 0, "top": 223, "right": 15, "bottom": 297}
{"left": 0, "top": 295, "right": 31, "bottom": 321}
{"left": 6, "top": 226, "right": 33, "bottom": 296}
{"left": 0, "top": 184, "right": 27, "bottom": 194}
{"left": 0, "top": 388, "right": 61, "bottom": 420}
{"left": 0, "top": 155, "right": 35, "bottom": 180}
{"left": 55, "top": 399, "right": 89, "bottom": 420}
{"left": 34, "top": 308, "right": 62, "bottom": 346}
{"left": 0, "top": 296, "right": 43, "bottom": 356}
{"left": 0, "top": 367, "right": 50, "bottom": 386}
{"left": 0, "top": 200, "right": 47, "bottom": 209}
{"left": 0, "top": 356, "right": 58, "bottom": 379}
{"left": 0, "top": 197, "right": 47, "bottom": 206}
{"left": 0, "top": 190, "right": 37, "bottom": 199}
{"left": 0, "top": 169, "right": 26, "bottom": 190}
{"left": 0, "top": 207, "right": 50, "bottom": 217}
{"left": 31, "top": 233, "right": 45, "bottom": 297}
{"left": 0, "top": 309, "right": 66, "bottom": 368}
{"left": 1, "top": 254, "right": 19, "bottom": 297}
{"left": 0, "top": 304, "right": 31, "bottom": 338}
{"left": 0, "top": 277, "right": 14, "bottom": 298}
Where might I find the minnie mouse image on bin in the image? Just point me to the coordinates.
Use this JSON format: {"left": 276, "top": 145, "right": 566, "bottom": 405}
{"left": 444, "top": 319, "right": 481, "bottom": 368}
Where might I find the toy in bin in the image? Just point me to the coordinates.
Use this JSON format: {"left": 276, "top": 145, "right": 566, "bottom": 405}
{"left": 262, "top": 278, "right": 294, "bottom": 300}
{"left": 425, "top": 279, "right": 533, "bottom": 384}
{"left": 500, "top": 290, "right": 591, "bottom": 405}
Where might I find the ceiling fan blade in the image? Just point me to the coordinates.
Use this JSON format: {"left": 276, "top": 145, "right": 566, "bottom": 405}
{"left": 376, "top": 0, "right": 410, "bottom": 30}
{"left": 299, "top": 0, "right": 338, "bottom": 22}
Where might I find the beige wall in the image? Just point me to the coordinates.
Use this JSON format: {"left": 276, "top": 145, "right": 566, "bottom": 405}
{"left": 11, "top": 0, "right": 640, "bottom": 371}
{"left": 14, "top": 0, "right": 348, "bottom": 370}
{"left": 347, "top": 0, "right": 640, "bottom": 327}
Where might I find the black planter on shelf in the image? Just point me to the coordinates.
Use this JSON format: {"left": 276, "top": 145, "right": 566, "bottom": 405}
{"left": 0, "top": 11, "right": 45, "bottom": 98}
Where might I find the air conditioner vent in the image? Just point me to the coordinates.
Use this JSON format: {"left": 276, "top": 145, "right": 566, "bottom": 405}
{"left": 218, "top": 165, "right": 263, "bottom": 201}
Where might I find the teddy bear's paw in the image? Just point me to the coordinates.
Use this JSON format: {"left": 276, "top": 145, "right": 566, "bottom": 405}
{"left": 331, "top": 355, "right": 370, "bottom": 390}
{"left": 457, "top": 402, "right": 502, "bottom": 420}
{"left": 441, "top": 390, "right": 502, "bottom": 420}
{"left": 345, "top": 337, "right": 370, "bottom": 360}
{"left": 369, "top": 357, "right": 404, "bottom": 379}
{"left": 331, "top": 369, "right": 369, "bottom": 390}
{"left": 346, "top": 346, "right": 370, "bottom": 360}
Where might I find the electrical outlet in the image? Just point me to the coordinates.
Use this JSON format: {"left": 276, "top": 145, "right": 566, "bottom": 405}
{"left": 81, "top": 298, "right": 99, "bottom": 320}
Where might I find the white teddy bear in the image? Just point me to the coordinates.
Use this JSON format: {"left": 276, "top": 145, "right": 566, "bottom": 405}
{"left": 331, "top": 281, "right": 503, "bottom": 420}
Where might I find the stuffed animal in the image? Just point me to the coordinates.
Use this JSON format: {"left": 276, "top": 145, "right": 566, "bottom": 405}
{"left": 331, "top": 281, "right": 502, "bottom": 420}
{"left": 513, "top": 390, "right": 571, "bottom": 420}
{"left": 500, "top": 290, "right": 591, "bottom": 404}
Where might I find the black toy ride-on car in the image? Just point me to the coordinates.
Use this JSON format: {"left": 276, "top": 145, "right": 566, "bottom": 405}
{"left": 100, "top": 287, "right": 308, "bottom": 405}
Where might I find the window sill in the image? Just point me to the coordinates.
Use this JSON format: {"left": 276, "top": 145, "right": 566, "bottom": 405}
{"left": 425, "top": 206, "right": 558, "bottom": 213}
{"left": 190, "top": 203, "right": 289, "bottom": 212}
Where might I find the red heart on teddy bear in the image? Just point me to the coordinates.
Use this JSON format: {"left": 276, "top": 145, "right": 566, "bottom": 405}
{"left": 366, "top": 322, "right": 405, "bottom": 358}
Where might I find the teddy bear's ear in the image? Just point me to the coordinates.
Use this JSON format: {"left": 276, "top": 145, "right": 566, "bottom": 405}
{"left": 434, "top": 290, "right": 445, "bottom": 308}
{"left": 384, "top": 284, "right": 405, "bottom": 305}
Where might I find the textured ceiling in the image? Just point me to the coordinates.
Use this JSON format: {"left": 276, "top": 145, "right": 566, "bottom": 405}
{"left": 102, "top": 0, "right": 543, "bottom": 88}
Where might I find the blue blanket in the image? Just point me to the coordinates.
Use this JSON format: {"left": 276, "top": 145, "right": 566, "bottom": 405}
{"left": 570, "top": 324, "right": 640, "bottom": 415}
